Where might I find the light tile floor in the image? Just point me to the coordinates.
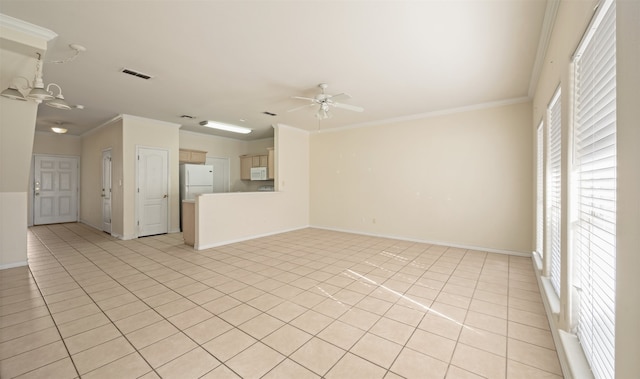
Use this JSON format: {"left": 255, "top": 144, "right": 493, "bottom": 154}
{"left": 0, "top": 223, "right": 563, "bottom": 378}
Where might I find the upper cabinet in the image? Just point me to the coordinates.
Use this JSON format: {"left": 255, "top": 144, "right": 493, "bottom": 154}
{"left": 240, "top": 155, "right": 253, "bottom": 180}
{"left": 240, "top": 148, "right": 274, "bottom": 180}
{"left": 267, "top": 147, "right": 274, "bottom": 180}
{"left": 179, "top": 149, "right": 207, "bottom": 164}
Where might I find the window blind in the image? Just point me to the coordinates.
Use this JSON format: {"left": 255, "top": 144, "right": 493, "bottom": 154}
{"left": 536, "top": 122, "right": 544, "bottom": 257}
{"left": 572, "top": 1, "right": 616, "bottom": 378}
{"left": 547, "top": 88, "right": 562, "bottom": 296}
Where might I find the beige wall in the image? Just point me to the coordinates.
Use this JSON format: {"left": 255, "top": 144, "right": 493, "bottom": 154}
{"left": 32, "top": 132, "right": 82, "bottom": 156}
{"left": 0, "top": 98, "right": 37, "bottom": 268}
{"left": 122, "top": 115, "right": 181, "bottom": 238}
{"left": 310, "top": 101, "right": 533, "bottom": 253}
{"left": 179, "top": 130, "right": 274, "bottom": 192}
{"left": 0, "top": 26, "right": 50, "bottom": 269}
{"left": 531, "top": 0, "right": 640, "bottom": 377}
{"left": 80, "top": 119, "right": 124, "bottom": 236}
{"left": 196, "top": 124, "right": 308, "bottom": 248}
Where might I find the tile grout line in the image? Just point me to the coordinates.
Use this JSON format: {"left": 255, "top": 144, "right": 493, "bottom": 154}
{"left": 29, "top": 224, "right": 168, "bottom": 378}
{"left": 33, "top": 223, "right": 247, "bottom": 378}
{"left": 21, "top": 224, "right": 558, "bottom": 379}
{"left": 24, "top": 230, "right": 83, "bottom": 379}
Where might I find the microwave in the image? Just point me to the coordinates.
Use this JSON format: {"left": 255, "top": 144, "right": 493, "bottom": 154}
{"left": 250, "top": 167, "right": 268, "bottom": 180}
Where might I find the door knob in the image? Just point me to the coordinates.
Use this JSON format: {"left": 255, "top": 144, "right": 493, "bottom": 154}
{"left": 163, "top": 194, "right": 168, "bottom": 198}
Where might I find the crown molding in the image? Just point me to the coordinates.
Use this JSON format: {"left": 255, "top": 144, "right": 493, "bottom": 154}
{"left": 315, "top": 96, "right": 531, "bottom": 135}
{"left": 527, "top": 0, "right": 561, "bottom": 98}
{"left": 0, "top": 13, "right": 57, "bottom": 42}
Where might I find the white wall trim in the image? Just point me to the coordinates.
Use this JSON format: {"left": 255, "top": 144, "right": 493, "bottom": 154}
{"left": 528, "top": 0, "right": 561, "bottom": 97}
{"left": 0, "top": 261, "right": 28, "bottom": 270}
{"left": 314, "top": 96, "right": 531, "bottom": 135}
{"left": 0, "top": 14, "right": 57, "bottom": 42}
{"left": 310, "top": 225, "right": 531, "bottom": 257}
{"left": 195, "top": 225, "right": 309, "bottom": 250}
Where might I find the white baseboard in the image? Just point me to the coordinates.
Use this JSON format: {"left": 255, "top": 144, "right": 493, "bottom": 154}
{"left": 0, "top": 261, "right": 28, "bottom": 270}
{"left": 310, "top": 225, "right": 531, "bottom": 257}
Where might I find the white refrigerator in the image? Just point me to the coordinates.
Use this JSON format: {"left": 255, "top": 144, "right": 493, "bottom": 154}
{"left": 180, "top": 164, "right": 214, "bottom": 200}
{"left": 179, "top": 164, "right": 214, "bottom": 230}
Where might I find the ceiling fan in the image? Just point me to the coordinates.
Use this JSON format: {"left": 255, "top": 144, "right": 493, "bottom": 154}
{"left": 288, "top": 83, "right": 364, "bottom": 120}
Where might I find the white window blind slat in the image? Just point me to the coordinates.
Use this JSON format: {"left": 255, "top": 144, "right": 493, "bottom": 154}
{"left": 547, "top": 88, "right": 562, "bottom": 296}
{"left": 536, "top": 122, "right": 544, "bottom": 257}
{"left": 572, "top": 1, "right": 616, "bottom": 378}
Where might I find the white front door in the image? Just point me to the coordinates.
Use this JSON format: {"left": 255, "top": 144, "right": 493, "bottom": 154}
{"left": 102, "top": 149, "right": 112, "bottom": 233}
{"left": 34, "top": 155, "right": 79, "bottom": 225}
{"left": 137, "top": 147, "right": 168, "bottom": 237}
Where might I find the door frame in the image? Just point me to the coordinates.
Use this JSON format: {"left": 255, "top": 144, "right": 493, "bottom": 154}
{"left": 30, "top": 154, "right": 80, "bottom": 226}
{"left": 135, "top": 145, "right": 170, "bottom": 238}
{"left": 102, "top": 148, "right": 112, "bottom": 234}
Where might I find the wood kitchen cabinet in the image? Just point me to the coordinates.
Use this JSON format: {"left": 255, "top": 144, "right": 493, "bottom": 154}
{"left": 240, "top": 155, "right": 253, "bottom": 180}
{"left": 240, "top": 150, "right": 272, "bottom": 180}
{"left": 179, "top": 149, "right": 207, "bottom": 164}
{"left": 267, "top": 148, "right": 274, "bottom": 179}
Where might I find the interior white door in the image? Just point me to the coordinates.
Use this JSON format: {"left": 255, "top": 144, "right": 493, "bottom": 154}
{"left": 34, "top": 155, "right": 79, "bottom": 225}
{"left": 206, "top": 157, "right": 230, "bottom": 192}
{"left": 102, "top": 149, "right": 112, "bottom": 233}
{"left": 137, "top": 147, "right": 168, "bottom": 237}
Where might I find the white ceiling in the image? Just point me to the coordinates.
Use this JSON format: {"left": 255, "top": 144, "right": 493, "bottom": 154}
{"left": 0, "top": 1, "right": 548, "bottom": 140}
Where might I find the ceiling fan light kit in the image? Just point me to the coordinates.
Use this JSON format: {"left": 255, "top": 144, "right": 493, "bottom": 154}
{"left": 288, "top": 83, "right": 364, "bottom": 120}
{"left": 1, "top": 44, "right": 85, "bottom": 111}
{"left": 199, "top": 120, "right": 252, "bottom": 134}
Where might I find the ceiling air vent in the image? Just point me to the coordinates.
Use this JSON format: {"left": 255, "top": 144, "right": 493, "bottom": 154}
{"left": 120, "top": 68, "right": 153, "bottom": 80}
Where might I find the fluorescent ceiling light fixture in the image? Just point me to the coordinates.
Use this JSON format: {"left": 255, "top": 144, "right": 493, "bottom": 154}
{"left": 199, "top": 120, "right": 252, "bottom": 134}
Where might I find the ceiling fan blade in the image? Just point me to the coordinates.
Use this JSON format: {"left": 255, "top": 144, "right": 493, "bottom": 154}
{"left": 287, "top": 103, "right": 316, "bottom": 113}
{"left": 332, "top": 102, "right": 364, "bottom": 112}
{"left": 292, "top": 96, "right": 315, "bottom": 102}
{"left": 328, "top": 93, "right": 351, "bottom": 102}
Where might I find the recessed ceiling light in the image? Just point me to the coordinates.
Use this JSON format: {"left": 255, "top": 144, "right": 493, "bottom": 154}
{"left": 199, "top": 120, "right": 252, "bottom": 134}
